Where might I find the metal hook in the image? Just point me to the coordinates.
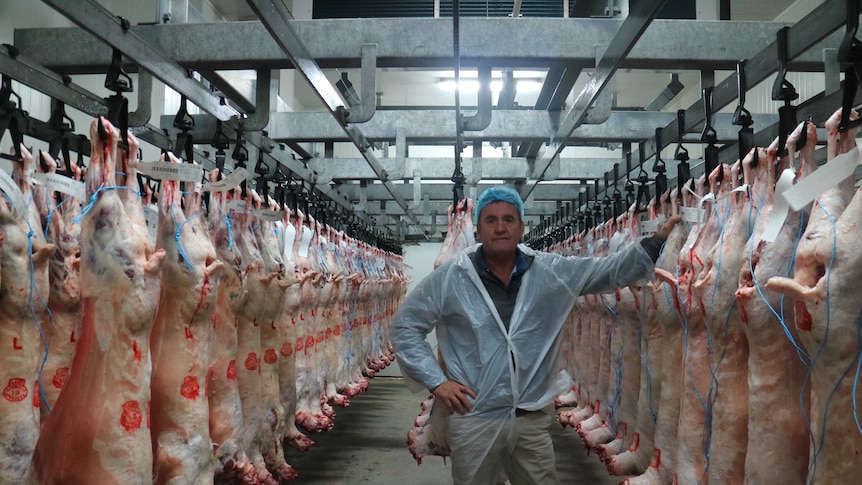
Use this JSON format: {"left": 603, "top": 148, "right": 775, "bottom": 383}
{"left": 104, "top": 48, "right": 133, "bottom": 93}
{"left": 674, "top": 109, "right": 689, "bottom": 162}
{"left": 838, "top": 0, "right": 862, "bottom": 133}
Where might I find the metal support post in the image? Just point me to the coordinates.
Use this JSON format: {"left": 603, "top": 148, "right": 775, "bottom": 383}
{"left": 520, "top": 0, "right": 669, "bottom": 200}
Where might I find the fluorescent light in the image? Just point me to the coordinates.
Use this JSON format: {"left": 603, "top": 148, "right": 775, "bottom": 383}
{"left": 438, "top": 79, "right": 542, "bottom": 93}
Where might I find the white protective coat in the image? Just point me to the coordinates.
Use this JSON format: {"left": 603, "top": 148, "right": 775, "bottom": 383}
{"left": 391, "top": 242, "right": 655, "bottom": 484}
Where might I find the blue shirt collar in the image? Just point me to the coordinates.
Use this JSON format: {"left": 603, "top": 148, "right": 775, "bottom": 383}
{"left": 476, "top": 246, "right": 528, "bottom": 278}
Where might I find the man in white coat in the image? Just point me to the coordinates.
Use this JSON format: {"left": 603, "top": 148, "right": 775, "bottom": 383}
{"left": 391, "top": 186, "right": 680, "bottom": 485}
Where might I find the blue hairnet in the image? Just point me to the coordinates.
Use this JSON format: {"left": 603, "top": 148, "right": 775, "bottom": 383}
{"left": 474, "top": 186, "right": 524, "bottom": 222}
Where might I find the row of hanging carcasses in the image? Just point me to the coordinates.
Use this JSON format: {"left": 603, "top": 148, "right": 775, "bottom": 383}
{"left": 0, "top": 116, "right": 407, "bottom": 484}
{"left": 551, "top": 108, "right": 861, "bottom": 485}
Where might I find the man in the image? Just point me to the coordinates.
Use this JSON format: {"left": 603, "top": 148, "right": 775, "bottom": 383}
{"left": 390, "top": 186, "right": 681, "bottom": 485}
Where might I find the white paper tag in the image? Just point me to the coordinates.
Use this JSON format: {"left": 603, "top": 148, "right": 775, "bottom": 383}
{"left": 298, "top": 225, "right": 313, "bottom": 258}
{"left": 781, "top": 147, "right": 861, "bottom": 211}
{"left": 136, "top": 161, "right": 203, "bottom": 182}
{"left": 194, "top": 181, "right": 202, "bottom": 194}
{"left": 143, "top": 203, "right": 159, "bottom": 242}
{"left": 34, "top": 173, "right": 86, "bottom": 200}
{"left": 681, "top": 206, "right": 705, "bottom": 223}
{"left": 255, "top": 209, "right": 285, "bottom": 222}
{"left": 283, "top": 222, "right": 297, "bottom": 261}
{"left": 699, "top": 192, "right": 716, "bottom": 209}
{"left": 761, "top": 169, "right": 796, "bottom": 243}
{"left": 0, "top": 169, "right": 26, "bottom": 216}
{"left": 201, "top": 168, "right": 249, "bottom": 192}
{"left": 226, "top": 199, "right": 247, "bottom": 214}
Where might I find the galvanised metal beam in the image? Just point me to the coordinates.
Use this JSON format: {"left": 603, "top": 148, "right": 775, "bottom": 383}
{"left": 516, "top": 64, "right": 583, "bottom": 159}
{"left": 519, "top": 0, "right": 668, "bottom": 200}
{"left": 246, "top": 0, "right": 420, "bottom": 226}
{"left": 334, "top": 183, "right": 591, "bottom": 204}
{"left": 0, "top": 46, "right": 106, "bottom": 118}
{"left": 0, "top": 45, "right": 216, "bottom": 164}
{"left": 14, "top": 19, "right": 841, "bottom": 73}
{"left": 611, "top": 0, "right": 854, "bottom": 203}
{"left": 41, "top": 0, "right": 236, "bottom": 121}
{"left": 171, "top": 110, "right": 779, "bottom": 144}
{"left": 244, "top": 0, "right": 344, "bottom": 114}
{"left": 310, "top": 156, "right": 688, "bottom": 182}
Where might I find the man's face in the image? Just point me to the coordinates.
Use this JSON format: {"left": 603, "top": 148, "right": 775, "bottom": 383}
{"left": 476, "top": 201, "right": 525, "bottom": 258}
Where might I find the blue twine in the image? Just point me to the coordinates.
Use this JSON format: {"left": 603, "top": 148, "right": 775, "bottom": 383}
{"left": 852, "top": 301, "right": 862, "bottom": 436}
{"left": 804, "top": 204, "right": 840, "bottom": 484}
{"left": 635, "top": 317, "right": 658, "bottom": 424}
{"left": 44, "top": 196, "right": 73, "bottom": 237}
{"left": 24, "top": 194, "right": 55, "bottom": 414}
{"left": 600, "top": 295, "right": 622, "bottom": 436}
{"left": 173, "top": 208, "right": 204, "bottom": 271}
{"left": 747, "top": 203, "right": 811, "bottom": 363}
{"left": 72, "top": 185, "right": 141, "bottom": 225}
{"left": 224, "top": 214, "right": 234, "bottom": 252}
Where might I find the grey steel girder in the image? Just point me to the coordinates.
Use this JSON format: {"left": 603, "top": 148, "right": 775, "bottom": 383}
{"left": 358, "top": 198, "right": 563, "bottom": 218}
{"left": 170, "top": 110, "right": 779, "bottom": 144}
{"left": 310, "top": 156, "right": 683, "bottom": 183}
{"left": 518, "top": 0, "right": 668, "bottom": 200}
{"left": 606, "top": 0, "right": 852, "bottom": 204}
{"left": 13, "top": 19, "right": 840, "bottom": 73}
{"left": 334, "top": 183, "right": 591, "bottom": 205}
{"left": 246, "top": 0, "right": 419, "bottom": 227}
{"left": 0, "top": 46, "right": 217, "bottom": 164}
{"left": 41, "top": 0, "right": 236, "bottom": 121}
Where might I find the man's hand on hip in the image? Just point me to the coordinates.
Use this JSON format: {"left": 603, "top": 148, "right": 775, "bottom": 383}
{"left": 432, "top": 380, "right": 478, "bottom": 415}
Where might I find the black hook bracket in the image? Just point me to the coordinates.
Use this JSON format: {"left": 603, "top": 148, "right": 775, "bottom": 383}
{"left": 0, "top": 76, "right": 24, "bottom": 163}
{"left": 210, "top": 120, "right": 229, "bottom": 175}
{"left": 732, "top": 60, "right": 756, "bottom": 164}
{"left": 652, "top": 127, "right": 667, "bottom": 208}
{"left": 635, "top": 142, "right": 650, "bottom": 213}
{"left": 701, "top": 87, "right": 719, "bottom": 176}
{"left": 231, "top": 128, "right": 248, "bottom": 199}
{"left": 772, "top": 27, "right": 799, "bottom": 157}
{"left": 173, "top": 95, "right": 195, "bottom": 163}
{"left": 104, "top": 47, "right": 133, "bottom": 94}
{"left": 46, "top": 98, "right": 75, "bottom": 160}
{"left": 838, "top": 0, "right": 862, "bottom": 133}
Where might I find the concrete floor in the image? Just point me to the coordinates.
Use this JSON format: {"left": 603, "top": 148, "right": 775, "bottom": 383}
{"left": 285, "top": 377, "right": 623, "bottom": 484}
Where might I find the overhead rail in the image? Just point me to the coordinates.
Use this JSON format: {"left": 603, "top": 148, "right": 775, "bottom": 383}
{"left": 245, "top": 0, "right": 420, "bottom": 227}
{"left": 602, "top": 0, "right": 853, "bottom": 200}
{"left": 528, "top": 0, "right": 862, "bottom": 245}
{"left": 0, "top": 44, "right": 214, "bottom": 164}
{"left": 0, "top": 20, "right": 384, "bottom": 235}
{"left": 185, "top": 110, "right": 778, "bottom": 145}
{"left": 43, "top": 0, "right": 235, "bottom": 122}
{"left": 14, "top": 19, "right": 841, "bottom": 73}
{"left": 518, "top": 0, "right": 669, "bottom": 201}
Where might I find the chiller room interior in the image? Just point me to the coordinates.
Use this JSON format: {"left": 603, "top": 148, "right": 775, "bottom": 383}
{"left": 1, "top": 0, "right": 861, "bottom": 484}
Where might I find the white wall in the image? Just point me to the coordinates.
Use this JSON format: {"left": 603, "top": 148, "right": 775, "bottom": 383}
{"left": 377, "top": 241, "right": 443, "bottom": 377}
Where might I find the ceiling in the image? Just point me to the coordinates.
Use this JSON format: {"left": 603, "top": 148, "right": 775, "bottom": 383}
{"left": 289, "top": 0, "right": 799, "bottom": 112}
{"left": 201, "top": 0, "right": 802, "bottom": 113}
{"left": 7, "top": 0, "right": 833, "bottom": 247}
